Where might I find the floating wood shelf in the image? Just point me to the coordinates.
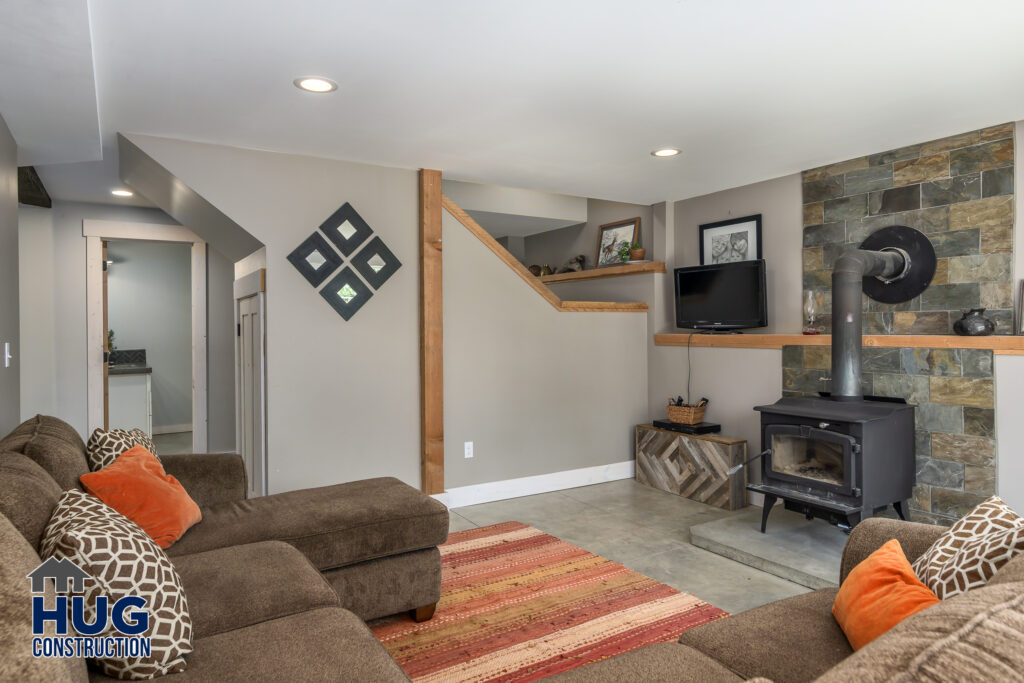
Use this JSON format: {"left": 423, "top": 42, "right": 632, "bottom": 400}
{"left": 540, "top": 261, "right": 666, "bottom": 284}
{"left": 653, "top": 333, "right": 1024, "bottom": 355}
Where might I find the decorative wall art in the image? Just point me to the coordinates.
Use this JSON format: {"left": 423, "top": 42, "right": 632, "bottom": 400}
{"left": 286, "top": 202, "right": 402, "bottom": 321}
{"left": 699, "top": 214, "right": 762, "bottom": 265}
{"left": 595, "top": 217, "right": 640, "bottom": 267}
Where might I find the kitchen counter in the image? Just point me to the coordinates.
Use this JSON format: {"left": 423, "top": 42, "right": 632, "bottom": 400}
{"left": 109, "top": 363, "right": 152, "bottom": 376}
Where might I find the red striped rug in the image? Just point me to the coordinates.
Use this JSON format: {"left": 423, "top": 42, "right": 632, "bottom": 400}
{"left": 370, "top": 521, "right": 729, "bottom": 682}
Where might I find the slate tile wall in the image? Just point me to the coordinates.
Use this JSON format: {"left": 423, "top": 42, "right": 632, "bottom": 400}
{"left": 782, "top": 344, "right": 995, "bottom": 525}
{"left": 802, "top": 123, "right": 1015, "bottom": 334}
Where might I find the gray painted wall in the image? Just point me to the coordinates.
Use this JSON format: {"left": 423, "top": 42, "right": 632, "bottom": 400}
{"left": 444, "top": 210, "right": 648, "bottom": 488}
{"left": 127, "top": 135, "right": 421, "bottom": 493}
{"left": 524, "top": 199, "right": 654, "bottom": 271}
{"left": 0, "top": 115, "right": 18, "bottom": 433}
{"left": 672, "top": 174, "right": 803, "bottom": 334}
{"left": 107, "top": 240, "right": 192, "bottom": 430}
{"left": 207, "top": 247, "right": 236, "bottom": 452}
{"left": 18, "top": 202, "right": 234, "bottom": 451}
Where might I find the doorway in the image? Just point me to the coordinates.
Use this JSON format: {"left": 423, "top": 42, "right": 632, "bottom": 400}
{"left": 84, "top": 220, "right": 208, "bottom": 453}
{"left": 234, "top": 268, "right": 267, "bottom": 497}
{"left": 105, "top": 239, "right": 194, "bottom": 452}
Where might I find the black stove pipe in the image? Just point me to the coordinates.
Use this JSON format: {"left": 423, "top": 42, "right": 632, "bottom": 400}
{"left": 831, "top": 249, "right": 906, "bottom": 400}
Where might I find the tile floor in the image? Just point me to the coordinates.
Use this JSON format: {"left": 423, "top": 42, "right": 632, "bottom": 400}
{"left": 450, "top": 479, "right": 810, "bottom": 614}
{"left": 152, "top": 431, "right": 193, "bottom": 454}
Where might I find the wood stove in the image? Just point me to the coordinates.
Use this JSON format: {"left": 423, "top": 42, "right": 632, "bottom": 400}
{"left": 748, "top": 225, "right": 935, "bottom": 532}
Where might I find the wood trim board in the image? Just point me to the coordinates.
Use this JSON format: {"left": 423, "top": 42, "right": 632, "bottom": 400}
{"left": 420, "top": 170, "right": 445, "bottom": 495}
{"left": 441, "top": 195, "right": 647, "bottom": 313}
{"left": 539, "top": 261, "right": 666, "bottom": 284}
{"left": 654, "top": 333, "right": 1024, "bottom": 354}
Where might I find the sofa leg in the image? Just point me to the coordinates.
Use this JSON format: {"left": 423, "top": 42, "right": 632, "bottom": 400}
{"left": 411, "top": 603, "right": 437, "bottom": 622}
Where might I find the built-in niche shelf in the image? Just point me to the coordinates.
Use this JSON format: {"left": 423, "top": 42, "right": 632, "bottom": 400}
{"left": 539, "top": 261, "right": 666, "bottom": 284}
{"left": 653, "top": 333, "right": 1024, "bottom": 355}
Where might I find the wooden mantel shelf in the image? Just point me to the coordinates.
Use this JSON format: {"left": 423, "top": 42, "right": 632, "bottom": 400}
{"left": 653, "top": 333, "right": 1024, "bottom": 355}
{"left": 540, "top": 261, "right": 666, "bottom": 284}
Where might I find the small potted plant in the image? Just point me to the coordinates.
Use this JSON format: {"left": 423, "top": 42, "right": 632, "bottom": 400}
{"left": 629, "top": 241, "right": 646, "bottom": 261}
{"left": 617, "top": 243, "right": 631, "bottom": 263}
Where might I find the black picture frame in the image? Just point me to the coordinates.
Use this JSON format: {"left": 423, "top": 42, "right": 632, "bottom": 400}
{"left": 698, "top": 214, "right": 762, "bottom": 265}
{"left": 286, "top": 232, "right": 343, "bottom": 287}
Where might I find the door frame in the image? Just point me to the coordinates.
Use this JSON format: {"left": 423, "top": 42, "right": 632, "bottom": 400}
{"left": 233, "top": 268, "right": 267, "bottom": 496}
{"left": 84, "top": 220, "right": 208, "bottom": 452}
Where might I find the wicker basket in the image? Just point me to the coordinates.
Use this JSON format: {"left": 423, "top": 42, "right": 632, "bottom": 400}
{"left": 666, "top": 402, "right": 706, "bottom": 425}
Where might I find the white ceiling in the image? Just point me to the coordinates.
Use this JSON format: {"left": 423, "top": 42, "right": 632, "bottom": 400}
{"left": 6, "top": 1, "right": 1024, "bottom": 207}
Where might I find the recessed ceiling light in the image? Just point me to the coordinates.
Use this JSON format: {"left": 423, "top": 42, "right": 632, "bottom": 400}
{"left": 651, "top": 148, "right": 681, "bottom": 157}
{"left": 111, "top": 189, "right": 134, "bottom": 197}
{"left": 294, "top": 77, "right": 338, "bottom": 93}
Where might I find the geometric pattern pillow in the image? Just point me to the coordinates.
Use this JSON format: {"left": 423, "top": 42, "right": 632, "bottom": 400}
{"left": 86, "top": 428, "right": 159, "bottom": 472}
{"left": 40, "top": 489, "right": 193, "bottom": 679}
{"left": 912, "top": 496, "right": 1024, "bottom": 599}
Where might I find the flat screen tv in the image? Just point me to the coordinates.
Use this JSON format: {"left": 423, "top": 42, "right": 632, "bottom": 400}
{"left": 674, "top": 259, "right": 767, "bottom": 331}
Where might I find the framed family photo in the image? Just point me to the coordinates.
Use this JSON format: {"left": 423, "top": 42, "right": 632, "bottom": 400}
{"left": 595, "top": 217, "right": 640, "bottom": 267}
{"left": 699, "top": 214, "right": 762, "bottom": 265}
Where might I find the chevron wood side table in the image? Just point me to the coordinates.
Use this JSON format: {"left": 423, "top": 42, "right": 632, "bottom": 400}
{"left": 635, "top": 424, "right": 748, "bottom": 511}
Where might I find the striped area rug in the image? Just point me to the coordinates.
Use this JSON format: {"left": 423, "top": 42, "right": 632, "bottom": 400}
{"left": 370, "top": 521, "right": 728, "bottom": 682}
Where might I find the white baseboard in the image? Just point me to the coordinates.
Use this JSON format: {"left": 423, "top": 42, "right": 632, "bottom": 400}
{"left": 152, "top": 424, "right": 192, "bottom": 435}
{"left": 432, "top": 460, "right": 635, "bottom": 509}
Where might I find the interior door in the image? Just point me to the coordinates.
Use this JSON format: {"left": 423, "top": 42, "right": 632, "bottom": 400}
{"left": 102, "top": 240, "right": 110, "bottom": 430}
{"left": 237, "top": 293, "right": 265, "bottom": 497}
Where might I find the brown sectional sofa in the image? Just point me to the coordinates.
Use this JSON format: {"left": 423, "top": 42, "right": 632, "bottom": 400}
{"left": 1, "top": 415, "right": 449, "bottom": 681}
{"left": 550, "top": 517, "right": 1024, "bottom": 682}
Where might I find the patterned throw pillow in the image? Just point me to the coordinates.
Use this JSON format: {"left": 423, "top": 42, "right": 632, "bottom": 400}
{"left": 41, "top": 489, "right": 193, "bottom": 679}
{"left": 912, "top": 496, "right": 1024, "bottom": 599}
{"left": 86, "top": 428, "right": 159, "bottom": 471}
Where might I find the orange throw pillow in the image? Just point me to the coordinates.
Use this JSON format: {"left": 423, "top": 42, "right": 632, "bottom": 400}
{"left": 832, "top": 538, "right": 940, "bottom": 650}
{"left": 79, "top": 445, "right": 202, "bottom": 549}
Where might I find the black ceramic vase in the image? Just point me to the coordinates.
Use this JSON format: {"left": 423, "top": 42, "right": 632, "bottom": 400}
{"left": 953, "top": 308, "right": 996, "bottom": 336}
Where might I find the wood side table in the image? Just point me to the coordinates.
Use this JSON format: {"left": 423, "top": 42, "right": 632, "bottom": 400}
{"left": 635, "top": 424, "right": 748, "bottom": 511}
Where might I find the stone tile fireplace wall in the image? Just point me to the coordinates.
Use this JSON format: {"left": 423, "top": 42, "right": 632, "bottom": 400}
{"left": 802, "top": 123, "right": 1015, "bottom": 334}
{"left": 782, "top": 344, "right": 995, "bottom": 525}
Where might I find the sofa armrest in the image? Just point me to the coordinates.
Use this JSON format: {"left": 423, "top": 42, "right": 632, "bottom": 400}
{"left": 840, "top": 517, "right": 947, "bottom": 583}
{"left": 161, "top": 453, "right": 247, "bottom": 508}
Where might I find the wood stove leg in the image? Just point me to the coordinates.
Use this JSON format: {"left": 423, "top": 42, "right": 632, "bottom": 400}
{"left": 411, "top": 603, "right": 437, "bottom": 623}
{"left": 760, "top": 494, "right": 777, "bottom": 533}
{"left": 893, "top": 500, "right": 907, "bottom": 521}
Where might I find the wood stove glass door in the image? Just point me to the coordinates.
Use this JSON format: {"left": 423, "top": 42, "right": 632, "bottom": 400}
{"left": 764, "top": 425, "right": 856, "bottom": 495}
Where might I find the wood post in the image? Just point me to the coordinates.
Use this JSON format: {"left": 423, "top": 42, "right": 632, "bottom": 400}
{"left": 419, "top": 170, "right": 444, "bottom": 495}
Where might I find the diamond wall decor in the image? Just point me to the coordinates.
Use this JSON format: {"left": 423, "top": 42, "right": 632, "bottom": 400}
{"left": 351, "top": 236, "right": 402, "bottom": 290}
{"left": 287, "top": 201, "right": 403, "bottom": 321}
{"left": 319, "top": 267, "right": 373, "bottom": 321}
{"left": 319, "top": 202, "right": 374, "bottom": 257}
{"left": 286, "top": 232, "right": 343, "bottom": 287}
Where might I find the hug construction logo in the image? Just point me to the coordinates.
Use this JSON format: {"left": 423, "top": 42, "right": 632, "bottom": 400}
{"left": 26, "top": 556, "right": 152, "bottom": 659}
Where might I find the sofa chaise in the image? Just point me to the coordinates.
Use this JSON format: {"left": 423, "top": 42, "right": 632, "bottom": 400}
{"left": 1, "top": 414, "right": 448, "bottom": 681}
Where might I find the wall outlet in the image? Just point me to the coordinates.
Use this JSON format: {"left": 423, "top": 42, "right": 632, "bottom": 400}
{"left": 464, "top": 441, "right": 474, "bottom": 459}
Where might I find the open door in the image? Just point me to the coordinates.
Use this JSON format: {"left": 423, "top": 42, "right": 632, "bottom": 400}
{"left": 235, "top": 269, "right": 267, "bottom": 497}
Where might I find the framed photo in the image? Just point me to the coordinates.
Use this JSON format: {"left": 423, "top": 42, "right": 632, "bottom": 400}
{"left": 699, "top": 214, "right": 762, "bottom": 265}
{"left": 595, "top": 217, "right": 640, "bottom": 267}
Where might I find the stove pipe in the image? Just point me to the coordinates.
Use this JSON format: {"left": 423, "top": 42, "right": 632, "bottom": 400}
{"left": 831, "top": 248, "right": 906, "bottom": 400}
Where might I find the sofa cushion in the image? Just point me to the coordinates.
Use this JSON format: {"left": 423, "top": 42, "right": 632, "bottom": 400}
{"left": 817, "top": 581, "right": 1024, "bottom": 683}
{"left": 677, "top": 588, "right": 851, "bottom": 683}
{"left": 0, "top": 512, "right": 88, "bottom": 683}
{"left": 0, "top": 414, "right": 87, "bottom": 456}
{"left": 912, "top": 495, "right": 1024, "bottom": 599}
{"left": 0, "top": 452, "right": 62, "bottom": 550}
{"left": 171, "top": 541, "right": 340, "bottom": 638}
{"left": 543, "top": 642, "right": 742, "bottom": 682}
{"left": 41, "top": 490, "right": 193, "bottom": 679}
{"left": 18, "top": 416, "right": 91, "bottom": 491}
{"left": 324, "top": 546, "right": 440, "bottom": 621}
{"left": 86, "top": 608, "right": 411, "bottom": 682}
{"left": 80, "top": 446, "right": 201, "bottom": 549}
{"left": 166, "top": 477, "right": 449, "bottom": 570}
{"left": 85, "top": 428, "right": 158, "bottom": 471}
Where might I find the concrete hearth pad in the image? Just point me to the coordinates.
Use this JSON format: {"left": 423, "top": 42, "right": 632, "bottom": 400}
{"left": 689, "top": 505, "right": 846, "bottom": 589}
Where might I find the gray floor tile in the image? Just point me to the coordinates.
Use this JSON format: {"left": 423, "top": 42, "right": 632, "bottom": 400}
{"left": 447, "top": 511, "right": 478, "bottom": 534}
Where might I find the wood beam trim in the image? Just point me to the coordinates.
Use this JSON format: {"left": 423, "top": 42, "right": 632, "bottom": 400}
{"left": 420, "top": 170, "right": 444, "bottom": 495}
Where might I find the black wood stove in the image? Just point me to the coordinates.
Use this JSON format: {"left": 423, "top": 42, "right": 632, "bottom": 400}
{"left": 748, "top": 226, "right": 936, "bottom": 532}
